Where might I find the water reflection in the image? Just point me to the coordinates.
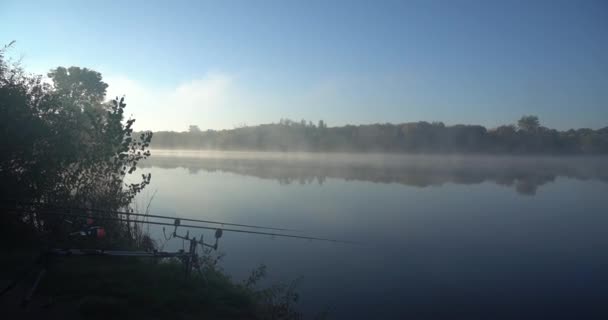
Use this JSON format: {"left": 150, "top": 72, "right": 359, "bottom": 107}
{"left": 141, "top": 152, "right": 608, "bottom": 195}
{"left": 138, "top": 152, "right": 608, "bottom": 318}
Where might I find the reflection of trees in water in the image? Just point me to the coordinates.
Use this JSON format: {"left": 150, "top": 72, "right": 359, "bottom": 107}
{"left": 141, "top": 155, "right": 608, "bottom": 196}
{"left": 495, "top": 174, "right": 556, "bottom": 195}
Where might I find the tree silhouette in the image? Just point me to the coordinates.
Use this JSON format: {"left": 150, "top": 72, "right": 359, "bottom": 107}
{"left": 1, "top": 46, "right": 153, "bottom": 237}
{"left": 48, "top": 66, "right": 108, "bottom": 106}
{"left": 189, "top": 125, "right": 201, "bottom": 133}
{"left": 518, "top": 115, "right": 540, "bottom": 132}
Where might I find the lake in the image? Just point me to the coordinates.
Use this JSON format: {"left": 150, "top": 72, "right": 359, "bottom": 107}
{"left": 138, "top": 151, "right": 608, "bottom": 319}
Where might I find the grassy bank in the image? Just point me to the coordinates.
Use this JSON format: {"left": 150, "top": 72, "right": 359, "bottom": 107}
{"left": 1, "top": 252, "right": 255, "bottom": 319}
{"left": 0, "top": 221, "right": 304, "bottom": 320}
{"left": 1, "top": 250, "right": 307, "bottom": 319}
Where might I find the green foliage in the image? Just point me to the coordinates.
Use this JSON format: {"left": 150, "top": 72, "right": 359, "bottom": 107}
{"left": 1, "top": 44, "right": 153, "bottom": 242}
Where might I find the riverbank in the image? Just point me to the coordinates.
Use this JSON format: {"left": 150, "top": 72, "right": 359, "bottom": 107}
{"left": 0, "top": 220, "right": 303, "bottom": 320}
{"left": 1, "top": 250, "right": 259, "bottom": 319}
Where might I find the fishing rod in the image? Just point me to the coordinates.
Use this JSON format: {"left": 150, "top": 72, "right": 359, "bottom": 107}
{"left": 7, "top": 209, "right": 359, "bottom": 244}
{"left": 4, "top": 201, "right": 302, "bottom": 232}
{"left": 1, "top": 217, "right": 227, "bottom": 306}
{"left": 2, "top": 204, "right": 357, "bottom": 308}
{"left": 48, "top": 249, "right": 191, "bottom": 258}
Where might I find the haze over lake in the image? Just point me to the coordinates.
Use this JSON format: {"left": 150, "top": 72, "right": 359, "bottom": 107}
{"left": 138, "top": 151, "right": 608, "bottom": 318}
{"left": 4, "top": 1, "right": 608, "bottom": 318}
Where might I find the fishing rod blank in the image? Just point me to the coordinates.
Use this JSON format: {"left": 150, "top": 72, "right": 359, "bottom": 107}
{"left": 7, "top": 201, "right": 302, "bottom": 232}
{"left": 49, "top": 249, "right": 190, "bottom": 258}
{"left": 8, "top": 210, "right": 359, "bottom": 244}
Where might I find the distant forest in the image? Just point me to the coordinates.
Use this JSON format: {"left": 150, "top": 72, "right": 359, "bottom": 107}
{"left": 149, "top": 117, "right": 608, "bottom": 154}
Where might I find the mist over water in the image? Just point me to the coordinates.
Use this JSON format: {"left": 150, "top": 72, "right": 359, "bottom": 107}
{"left": 138, "top": 151, "right": 608, "bottom": 318}
{"left": 143, "top": 150, "right": 608, "bottom": 195}
{"left": 4, "top": 1, "right": 608, "bottom": 318}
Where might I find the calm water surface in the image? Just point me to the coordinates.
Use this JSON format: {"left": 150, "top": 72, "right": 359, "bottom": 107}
{"left": 139, "top": 151, "right": 608, "bottom": 319}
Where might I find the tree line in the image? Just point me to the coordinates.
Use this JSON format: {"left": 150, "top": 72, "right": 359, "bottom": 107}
{"left": 150, "top": 117, "right": 608, "bottom": 154}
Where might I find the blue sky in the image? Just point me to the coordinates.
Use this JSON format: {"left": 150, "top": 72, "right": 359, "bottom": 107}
{"left": 1, "top": 0, "right": 607, "bottom": 131}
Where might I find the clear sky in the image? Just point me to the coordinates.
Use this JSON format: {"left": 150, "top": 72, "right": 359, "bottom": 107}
{"left": 2, "top": 0, "right": 607, "bottom": 131}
